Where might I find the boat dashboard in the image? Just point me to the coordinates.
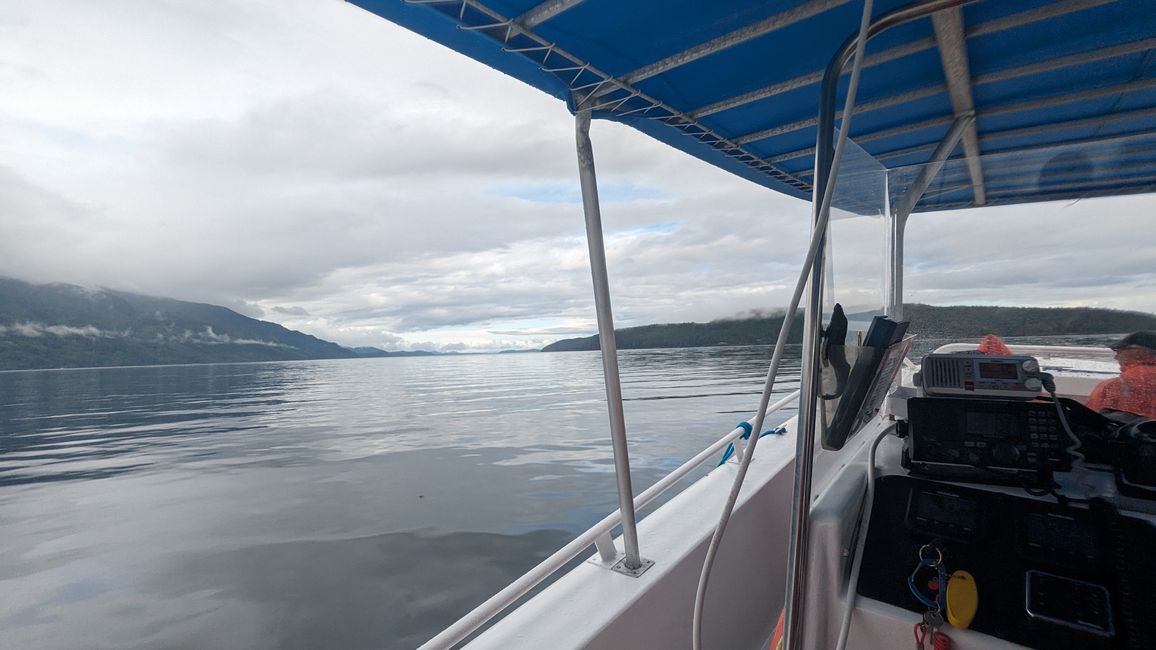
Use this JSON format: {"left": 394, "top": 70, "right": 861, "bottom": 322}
{"left": 858, "top": 473, "right": 1156, "bottom": 648}
{"left": 844, "top": 352, "right": 1156, "bottom": 650}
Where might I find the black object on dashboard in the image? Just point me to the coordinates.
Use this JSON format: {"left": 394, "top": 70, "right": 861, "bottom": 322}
{"left": 860, "top": 475, "right": 1156, "bottom": 649}
{"left": 822, "top": 315, "right": 909, "bottom": 451}
{"left": 1116, "top": 419, "right": 1156, "bottom": 498}
{"left": 903, "top": 397, "right": 1073, "bottom": 483}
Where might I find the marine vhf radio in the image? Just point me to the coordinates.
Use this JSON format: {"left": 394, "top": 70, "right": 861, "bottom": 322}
{"left": 917, "top": 354, "right": 1047, "bottom": 398}
{"left": 870, "top": 354, "right": 1156, "bottom": 648}
{"left": 904, "top": 353, "right": 1072, "bottom": 481}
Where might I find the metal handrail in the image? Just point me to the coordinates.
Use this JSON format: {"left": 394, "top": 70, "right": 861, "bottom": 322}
{"left": 416, "top": 388, "right": 801, "bottom": 650}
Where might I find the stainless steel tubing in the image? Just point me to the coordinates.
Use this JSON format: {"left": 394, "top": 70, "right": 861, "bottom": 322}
{"left": 888, "top": 113, "right": 974, "bottom": 319}
{"left": 781, "top": 1, "right": 981, "bottom": 648}
{"left": 574, "top": 108, "right": 642, "bottom": 570}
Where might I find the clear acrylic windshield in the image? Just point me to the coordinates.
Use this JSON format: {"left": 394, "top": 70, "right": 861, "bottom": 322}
{"left": 810, "top": 129, "right": 1156, "bottom": 480}
{"left": 825, "top": 130, "right": 890, "bottom": 338}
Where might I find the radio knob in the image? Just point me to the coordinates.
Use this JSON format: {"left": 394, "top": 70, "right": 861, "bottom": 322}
{"left": 993, "top": 443, "right": 1021, "bottom": 465}
{"left": 1025, "top": 378, "right": 1043, "bottom": 391}
{"left": 1022, "top": 359, "right": 1039, "bottom": 373}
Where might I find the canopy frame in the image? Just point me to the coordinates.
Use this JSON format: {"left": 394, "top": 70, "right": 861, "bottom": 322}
{"left": 366, "top": 0, "right": 1156, "bottom": 212}
{"left": 574, "top": 108, "right": 650, "bottom": 576}
{"left": 783, "top": 1, "right": 978, "bottom": 647}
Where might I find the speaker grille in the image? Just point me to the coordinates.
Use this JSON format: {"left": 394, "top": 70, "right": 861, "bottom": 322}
{"left": 923, "top": 356, "right": 961, "bottom": 390}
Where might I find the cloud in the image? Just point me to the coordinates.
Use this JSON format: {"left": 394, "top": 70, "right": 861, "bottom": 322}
{"left": 0, "top": 322, "right": 123, "bottom": 338}
{"left": 903, "top": 195, "right": 1156, "bottom": 310}
{"left": 0, "top": 321, "right": 288, "bottom": 348}
{"left": 157, "top": 90, "right": 578, "bottom": 182}
{"left": 180, "top": 327, "right": 288, "bottom": 348}
{"left": 0, "top": 167, "right": 97, "bottom": 287}
{"left": 0, "top": 0, "right": 1154, "bottom": 354}
{"left": 486, "top": 326, "right": 596, "bottom": 337}
{"left": 217, "top": 299, "right": 265, "bottom": 319}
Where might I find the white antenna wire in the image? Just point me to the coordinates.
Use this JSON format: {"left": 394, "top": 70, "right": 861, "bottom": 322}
{"left": 690, "top": 1, "right": 876, "bottom": 647}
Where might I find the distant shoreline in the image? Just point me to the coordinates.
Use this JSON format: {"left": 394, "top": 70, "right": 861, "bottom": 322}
{"left": 539, "top": 304, "right": 1156, "bottom": 352}
{"left": 0, "top": 351, "right": 536, "bottom": 374}
{"left": 0, "top": 334, "right": 1131, "bottom": 374}
{"left": 5, "top": 277, "right": 1154, "bottom": 371}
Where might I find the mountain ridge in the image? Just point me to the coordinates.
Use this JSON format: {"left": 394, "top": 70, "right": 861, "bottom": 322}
{"left": 6, "top": 278, "right": 1154, "bottom": 369}
{"left": 0, "top": 278, "right": 356, "bottom": 370}
{"left": 540, "top": 304, "right": 1156, "bottom": 352}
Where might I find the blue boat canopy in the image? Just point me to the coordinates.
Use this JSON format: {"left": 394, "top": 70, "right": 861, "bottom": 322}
{"left": 349, "top": 0, "right": 1156, "bottom": 213}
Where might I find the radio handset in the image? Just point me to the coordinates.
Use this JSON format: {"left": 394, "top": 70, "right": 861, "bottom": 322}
{"left": 1117, "top": 419, "right": 1156, "bottom": 496}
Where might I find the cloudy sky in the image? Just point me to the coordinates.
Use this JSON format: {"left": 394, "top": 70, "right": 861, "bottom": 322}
{"left": 2, "top": 0, "right": 1154, "bottom": 352}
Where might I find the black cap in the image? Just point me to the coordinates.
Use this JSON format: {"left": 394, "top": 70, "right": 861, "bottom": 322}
{"left": 1111, "top": 331, "right": 1156, "bottom": 351}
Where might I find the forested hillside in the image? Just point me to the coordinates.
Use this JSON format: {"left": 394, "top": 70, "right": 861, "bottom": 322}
{"left": 0, "top": 278, "right": 356, "bottom": 370}
{"left": 541, "top": 304, "right": 1156, "bottom": 352}
{"left": 899, "top": 304, "right": 1156, "bottom": 338}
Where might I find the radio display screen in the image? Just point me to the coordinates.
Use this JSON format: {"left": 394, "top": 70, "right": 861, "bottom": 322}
{"left": 910, "top": 490, "right": 979, "bottom": 534}
{"left": 1024, "top": 513, "right": 1098, "bottom": 560}
{"left": 977, "top": 361, "right": 1019, "bottom": 380}
{"left": 965, "top": 411, "right": 1017, "bottom": 437}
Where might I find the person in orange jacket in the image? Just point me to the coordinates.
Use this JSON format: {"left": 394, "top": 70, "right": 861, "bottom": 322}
{"left": 1086, "top": 332, "right": 1156, "bottom": 420}
{"left": 977, "top": 334, "right": 1013, "bottom": 356}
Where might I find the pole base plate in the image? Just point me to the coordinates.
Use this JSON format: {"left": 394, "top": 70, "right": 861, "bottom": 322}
{"left": 610, "top": 556, "right": 654, "bottom": 578}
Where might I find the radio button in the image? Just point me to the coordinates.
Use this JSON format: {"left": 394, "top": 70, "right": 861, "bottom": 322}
{"left": 993, "top": 444, "right": 1020, "bottom": 465}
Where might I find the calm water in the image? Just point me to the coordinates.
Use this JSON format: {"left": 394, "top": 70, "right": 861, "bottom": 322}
{"left": 0, "top": 347, "right": 801, "bottom": 649}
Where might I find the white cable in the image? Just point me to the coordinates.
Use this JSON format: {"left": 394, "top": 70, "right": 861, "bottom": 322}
{"left": 1042, "top": 374, "right": 1095, "bottom": 502}
{"left": 691, "top": 1, "right": 875, "bottom": 647}
{"left": 834, "top": 426, "right": 892, "bottom": 650}
{"left": 1049, "top": 390, "right": 1085, "bottom": 469}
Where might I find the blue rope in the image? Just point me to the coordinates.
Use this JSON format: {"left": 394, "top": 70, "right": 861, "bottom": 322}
{"left": 907, "top": 559, "right": 948, "bottom": 610}
{"left": 717, "top": 423, "right": 786, "bottom": 465}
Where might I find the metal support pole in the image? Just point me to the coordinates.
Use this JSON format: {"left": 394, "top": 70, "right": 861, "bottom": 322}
{"left": 888, "top": 212, "right": 908, "bottom": 320}
{"left": 574, "top": 109, "right": 643, "bottom": 571}
{"left": 781, "top": 52, "right": 836, "bottom": 650}
{"left": 893, "top": 113, "right": 973, "bottom": 219}
{"left": 782, "top": 2, "right": 977, "bottom": 648}
{"left": 932, "top": 6, "right": 986, "bottom": 205}
{"left": 888, "top": 113, "right": 973, "bottom": 319}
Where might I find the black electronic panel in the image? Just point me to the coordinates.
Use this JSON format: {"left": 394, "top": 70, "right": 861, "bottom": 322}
{"left": 906, "top": 488, "right": 980, "bottom": 541}
{"left": 1026, "top": 571, "right": 1114, "bottom": 637}
{"left": 858, "top": 476, "right": 1156, "bottom": 649}
{"left": 1019, "top": 512, "right": 1099, "bottom": 565}
{"left": 904, "top": 397, "right": 1071, "bottom": 480}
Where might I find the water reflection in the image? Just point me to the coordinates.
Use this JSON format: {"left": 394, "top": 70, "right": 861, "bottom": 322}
{"left": 0, "top": 348, "right": 800, "bottom": 648}
{"left": 163, "top": 528, "right": 575, "bottom": 650}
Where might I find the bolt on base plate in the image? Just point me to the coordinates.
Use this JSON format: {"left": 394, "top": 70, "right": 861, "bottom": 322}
{"left": 610, "top": 556, "right": 655, "bottom": 578}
